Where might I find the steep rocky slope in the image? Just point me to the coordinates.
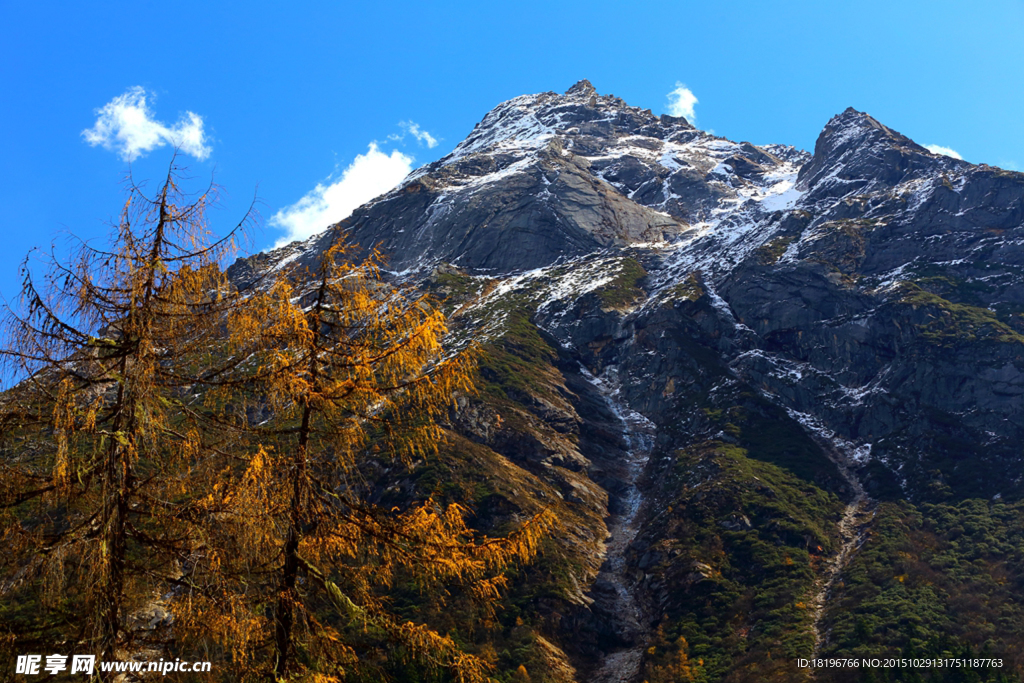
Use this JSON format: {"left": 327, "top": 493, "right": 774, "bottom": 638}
{"left": 231, "top": 80, "right": 1024, "bottom": 682}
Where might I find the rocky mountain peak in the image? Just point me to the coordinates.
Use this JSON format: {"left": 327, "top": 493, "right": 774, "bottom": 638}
{"left": 818, "top": 107, "right": 919, "bottom": 155}
{"left": 442, "top": 81, "right": 662, "bottom": 164}
{"left": 565, "top": 78, "right": 598, "bottom": 97}
{"left": 251, "top": 83, "right": 814, "bottom": 276}
{"left": 797, "top": 106, "right": 962, "bottom": 198}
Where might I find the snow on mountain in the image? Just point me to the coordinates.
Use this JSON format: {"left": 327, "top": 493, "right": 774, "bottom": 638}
{"left": 233, "top": 81, "right": 1024, "bottom": 504}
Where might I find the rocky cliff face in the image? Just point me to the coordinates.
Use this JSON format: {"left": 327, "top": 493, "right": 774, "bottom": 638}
{"left": 231, "top": 80, "right": 1024, "bottom": 682}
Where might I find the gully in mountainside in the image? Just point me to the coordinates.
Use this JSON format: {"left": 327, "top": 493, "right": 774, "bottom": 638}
{"left": 579, "top": 365, "right": 657, "bottom": 683}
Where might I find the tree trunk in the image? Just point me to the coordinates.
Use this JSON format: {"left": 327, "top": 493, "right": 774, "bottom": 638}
{"left": 99, "top": 378, "right": 131, "bottom": 664}
{"left": 274, "top": 404, "right": 311, "bottom": 678}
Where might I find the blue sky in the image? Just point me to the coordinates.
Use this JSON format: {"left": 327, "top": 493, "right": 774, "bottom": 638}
{"left": 1, "top": 0, "right": 1022, "bottom": 302}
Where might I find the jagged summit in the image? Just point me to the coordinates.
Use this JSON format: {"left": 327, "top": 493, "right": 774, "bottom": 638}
{"left": 255, "top": 86, "right": 843, "bottom": 279}
{"left": 798, "top": 106, "right": 966, "bottom": 197}
{"left": 816, "top": 107, "right": 923, "bottom": 155}
{"left": 252, "top": 84, "right": 999, "bottom": 287}
{"left": 440, "top": 80, "right": 670, "bottom": 164}
{"left": 240, "top": 83, "right": 810, "bottom": 275}
{"left": 565, "top": 78, "right": 597, "bottom": 96}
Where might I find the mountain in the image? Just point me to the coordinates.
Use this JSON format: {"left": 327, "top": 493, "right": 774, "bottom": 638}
{"left": 232, "top": 80, "right": 1024, "bottom": 682}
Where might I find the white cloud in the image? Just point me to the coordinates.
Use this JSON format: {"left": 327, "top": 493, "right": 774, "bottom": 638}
{"left": 82, "top": 86, "right": 211, "bottom": 161}
{"left": 400, "top": 120, "right": 438, "bottom": 148}
{"left": 270, "top": 142, "right": 414, "bottom": 247}
{"left": 666, "top": 82, "right": 699, "bottom": 123}
{"left": 388, "top": 120, "right": 439, "bottom": 148}
{"left": 925, "top": 144, "right": 963, "bottom": 160}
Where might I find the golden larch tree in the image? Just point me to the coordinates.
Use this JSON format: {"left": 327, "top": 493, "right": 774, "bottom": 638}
{"left": 0, "top": 166, "right": 253, "bottom": 667}
{"left": 180, "top": 236, "right": 553, "bottom": 682}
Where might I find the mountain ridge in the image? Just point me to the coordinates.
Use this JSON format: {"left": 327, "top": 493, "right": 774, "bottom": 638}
{"left": 226, "top": 81, "right": 1024, "bottom": 681}
{"left": 235, "top": 79, "right": 1024, "bottom": 504}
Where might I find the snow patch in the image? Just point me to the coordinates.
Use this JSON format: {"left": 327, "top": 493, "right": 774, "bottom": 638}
{"left": 786, "top": 408, "right": 873, "bottom": 464}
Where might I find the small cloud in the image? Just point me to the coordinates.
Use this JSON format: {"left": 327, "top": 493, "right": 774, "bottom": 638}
{"left": 82, "top": 86, "right": 211, "bottom": 161}
{"left": 666, "top": 82, "right": 698, "bottom": 123}
{"left": 391, "top": 121, "right": 438, "bottom": 148}
{"left": 924, "top": 144, "right": 963, "bottom": 160}
{"left": 999, "top": 160, "right": 1020, "bottom": 171}
{"left": 270, "top": 142, "right": 414, "bottom": 247}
